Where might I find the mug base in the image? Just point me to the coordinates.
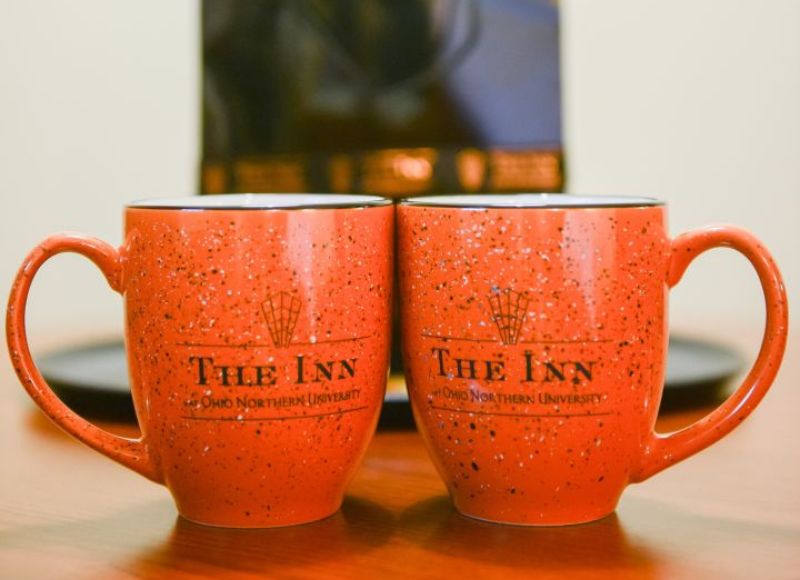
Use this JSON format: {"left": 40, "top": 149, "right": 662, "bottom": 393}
{"left": 175, "top": 501, "right": 341, "bottom": 529}
{"left": 455, "top": 505, "right": 617, "bottom": 527}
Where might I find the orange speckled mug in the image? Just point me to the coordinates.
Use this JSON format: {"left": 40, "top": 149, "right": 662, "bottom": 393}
{"left": 398, "top": 194, "right": 788, "bottom": 526}
{"left": 7, "top": 194, "right": 394, "bottom": 528}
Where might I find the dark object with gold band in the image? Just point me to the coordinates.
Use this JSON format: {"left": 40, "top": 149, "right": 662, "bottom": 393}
{"left": 200, "top": 0, "right": 564, "bottom": 196}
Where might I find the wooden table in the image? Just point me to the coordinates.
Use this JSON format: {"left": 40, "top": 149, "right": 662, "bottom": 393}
{"left": 1, "top": 343, "right": 799, "bottom": 579}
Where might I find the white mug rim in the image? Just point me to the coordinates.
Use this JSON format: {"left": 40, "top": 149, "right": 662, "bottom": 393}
{"left": 398, "top": 193, "right": 664, "bottom": 209}
{"left": 127, "top": 193, "right": 392, "bottom": 211}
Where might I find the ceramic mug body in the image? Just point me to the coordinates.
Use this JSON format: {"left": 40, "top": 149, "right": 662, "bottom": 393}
{"left": 8, "top": 194, "right": 394, "bottom": 527}
{"left": 397, "top": 194, "right": 787, "bottom": 526}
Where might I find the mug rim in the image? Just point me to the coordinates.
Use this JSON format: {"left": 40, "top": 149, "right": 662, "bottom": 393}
{"left": 127, "top": 193, "right": 393, "bottom": 211}
{"left": 398, "top": 193, "right": 665, "bottom": 209}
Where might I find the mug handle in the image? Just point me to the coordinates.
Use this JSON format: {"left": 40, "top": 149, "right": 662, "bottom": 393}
{"left": 631, "top": 225, "right": 788, "bottom": 482}
{"left": 6, "top": 233, "right": 162, "bottom": 483}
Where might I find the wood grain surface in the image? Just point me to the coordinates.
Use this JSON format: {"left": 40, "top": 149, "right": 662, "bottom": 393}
{"left": 1, "top": 343, "right": 799, "bottom": 579}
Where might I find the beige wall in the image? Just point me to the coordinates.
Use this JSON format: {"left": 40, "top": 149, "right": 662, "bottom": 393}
{"left": 0, "top": 0, "right": 199, "bottom": 357}
{"left": 1, "top": 1, "right": 797, "bottom": 367}
{"left": 562, "top": 0, "right": 800, "bottom": 359}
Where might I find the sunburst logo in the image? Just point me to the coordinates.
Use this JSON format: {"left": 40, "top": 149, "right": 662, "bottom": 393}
{"left": 487, "top": 288, "right": 530, "bottom": 345}
{"left": 261, "top": 291, "right": 301, "bottom": 348}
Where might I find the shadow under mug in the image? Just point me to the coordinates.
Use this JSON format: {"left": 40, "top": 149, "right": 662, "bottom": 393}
{"left": 7, "top": 194, "right": 394, "bottom": 528}
{"left": 397, "top": 194, "right": 788, "bottom": 526}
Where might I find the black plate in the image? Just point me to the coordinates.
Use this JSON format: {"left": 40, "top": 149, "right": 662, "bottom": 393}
{"left": 37, "top": 336, "right": 742, "bottom": 427}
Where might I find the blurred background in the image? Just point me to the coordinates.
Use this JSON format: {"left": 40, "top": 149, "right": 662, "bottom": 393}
{"left": 0, "top": 0, "right": 797, "bottom": 376}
